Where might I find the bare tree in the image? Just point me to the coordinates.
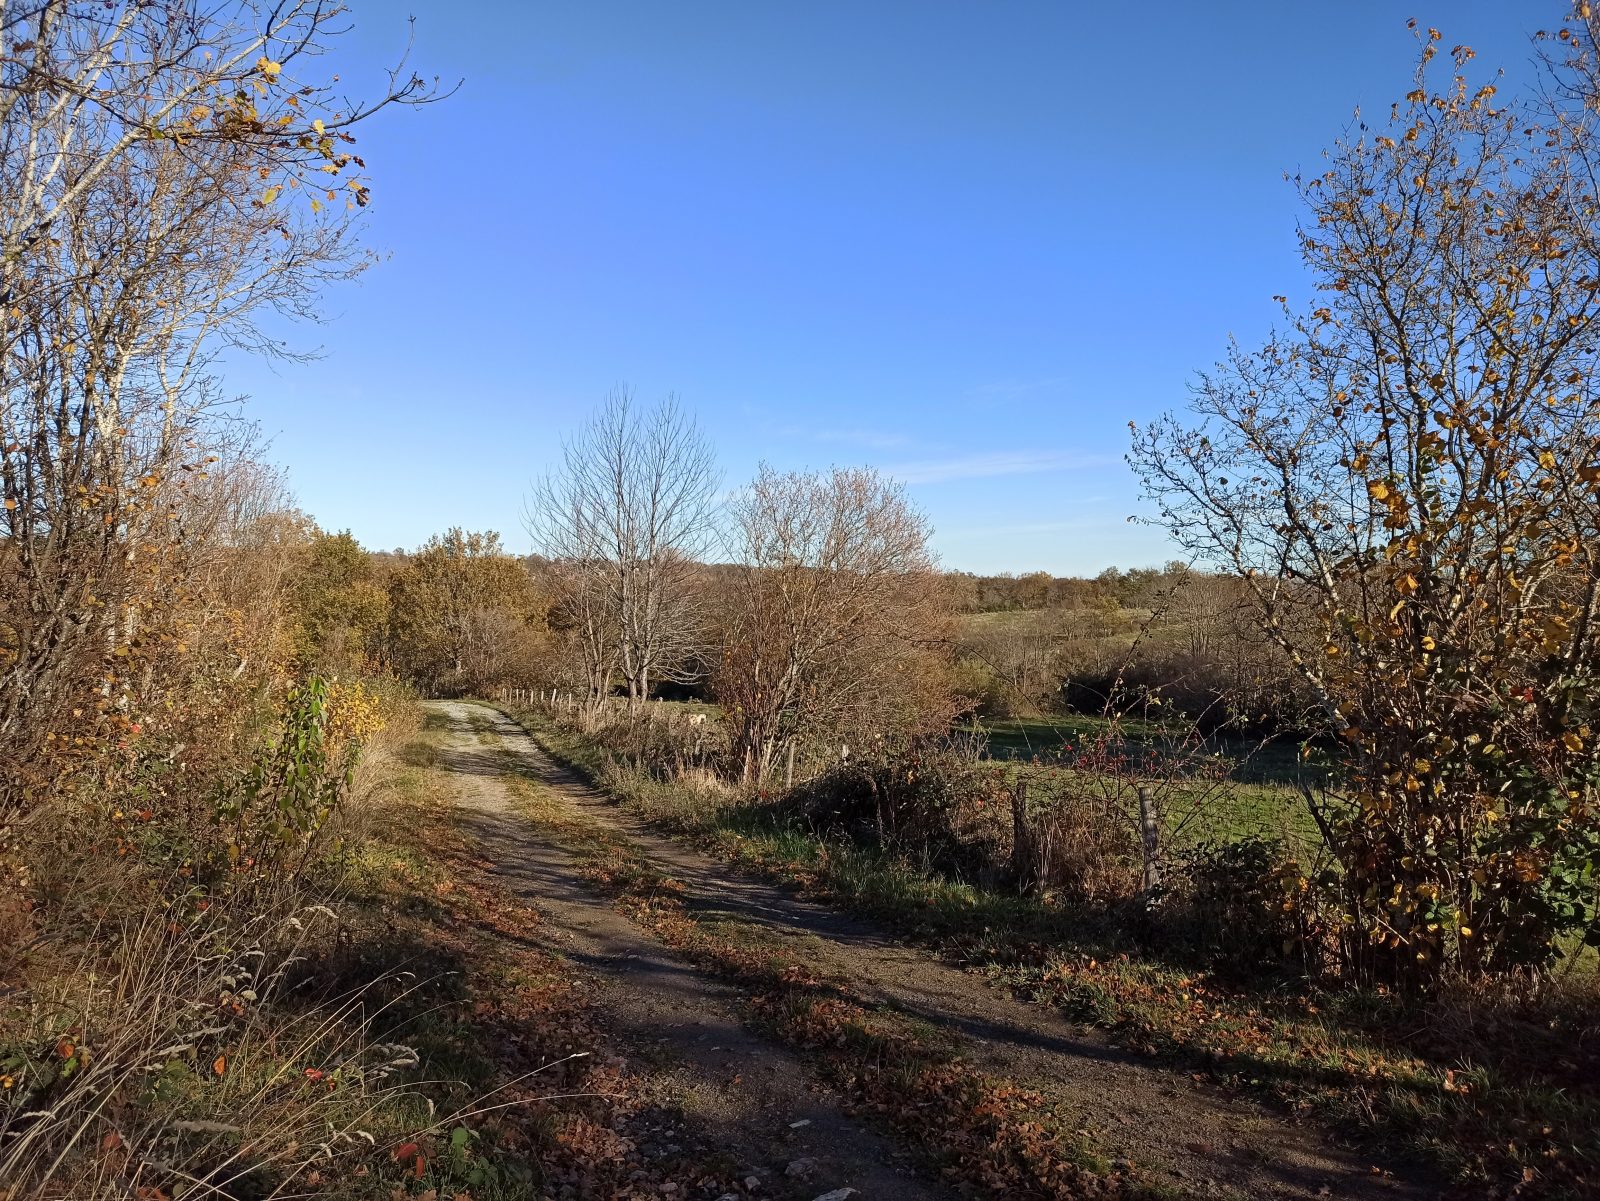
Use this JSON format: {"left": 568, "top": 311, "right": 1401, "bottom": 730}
{"left": 526, "top": 488, "right": 618, "bottom": 712}
{"left": 0, "top": 2, "right": 443, "bottom": 817}
{"left": 716, "top": 465, "right": 955, "bottom": 783}
{"left": 526, "top": 388, "right": 719, "bottom": 710}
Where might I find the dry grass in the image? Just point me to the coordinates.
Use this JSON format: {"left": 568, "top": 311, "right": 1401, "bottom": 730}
{"left": 0, "top": 684, "right": 453, "bottom": 1201}
{"left": 0, "top": 894, "right": 428, "bottom": 1199}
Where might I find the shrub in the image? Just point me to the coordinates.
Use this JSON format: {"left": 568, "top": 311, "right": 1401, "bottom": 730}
{"left": 772, "top": 739, "right": 1023, "bottom": 889}
{"left": 1178, "top": 836, "right": 1325, "bottom": 976}
{"left": 1013, "top": 774, "right": 1141, "bottom": 904}
{"left": 0, "top": 672, "right": 420, "bottom": 1199}
{"left": 212, "top": 677, "right": 356, "bottom": 897}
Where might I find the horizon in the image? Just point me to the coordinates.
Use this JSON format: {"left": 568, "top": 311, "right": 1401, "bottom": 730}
{"left": 224, "top": 0, "right": 1544, "bottom": 573}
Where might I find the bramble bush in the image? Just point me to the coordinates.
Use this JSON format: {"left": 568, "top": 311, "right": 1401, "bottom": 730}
{"left": 1178, "top": 837, "right": 1330, "bottom": 977}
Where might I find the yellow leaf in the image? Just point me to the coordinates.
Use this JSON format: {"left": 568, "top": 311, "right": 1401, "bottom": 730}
{"left": 262, "top": 185, "right": 281, "bottom": 204}
{"left": 257, "top": 57, "right": 281, "bottom": 78}
{"left": 312, "top": 118, "right": 325, "bottom": 134}
{"left": 1563, "top": 732, "right": 1584, "bottom": 752}
{"left": 1367, "top": 480, "right": 1390, "bottom": 501}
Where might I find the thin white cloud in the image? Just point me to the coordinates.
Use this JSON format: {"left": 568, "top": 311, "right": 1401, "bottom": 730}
{"left": 777, "top": 424, "right": 917, "bottom": 451}
{"left": 940, "top": 516, "right": 1118, "bottom": 538}
{"left": 884, "top": 449, "right": 1113, "bottom": 486}
{"left": 966, "top": 375, "right": 1074, "bottom": 404}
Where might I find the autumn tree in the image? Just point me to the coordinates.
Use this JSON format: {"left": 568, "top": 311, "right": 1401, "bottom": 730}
{"left": 0, "top": 2, "right": 440, "bottom": 819}
{"left": 1132, "top": 22, "right": 1600, "bottom": 983}
{"left": 526, "top": 389, "right": 718, "bottom": 708}
{"left": 958, "top": 610, "right": 1074, "bottom": 717}
{"left": 716, "top": 465, "right": 957, "bottom": 783}
{"left": 287, "top": 529, "right": 389, "bottom": 673}
{"left": 387, "top": 529, "right": 547, "bottom": 696}
{"left": 128, "top": 456, "right": 315, "bottom": 794}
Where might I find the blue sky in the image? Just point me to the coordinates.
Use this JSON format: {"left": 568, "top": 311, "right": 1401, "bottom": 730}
{"left": 227, "top": 1, "right": 1548, "bottom": 573}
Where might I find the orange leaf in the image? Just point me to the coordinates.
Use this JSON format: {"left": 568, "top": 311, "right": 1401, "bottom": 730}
{"left": 212, "top": 1055, "right": 226, "bottom": 1077}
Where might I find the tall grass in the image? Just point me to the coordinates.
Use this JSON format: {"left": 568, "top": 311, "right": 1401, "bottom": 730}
{"left": 0, "top": 894, "right": 427, "bottom": 1198}
{"left": 0, "top": 676, "right": 447, "bottom": 1200}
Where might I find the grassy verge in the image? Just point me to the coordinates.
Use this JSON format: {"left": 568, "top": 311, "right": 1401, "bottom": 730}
{"left": 0, "top": 692, "right": 453, "bottom": 1201}
{"left": 503, "top": 704, "right": 1600, "bottom": 1201}
{"left": 473, "top": 709, "right": 1158, "bottom": 1201}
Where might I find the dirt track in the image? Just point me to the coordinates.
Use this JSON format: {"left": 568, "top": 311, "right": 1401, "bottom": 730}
{"left": 431, "top": 700, "right": 1435, "bottom": 1201}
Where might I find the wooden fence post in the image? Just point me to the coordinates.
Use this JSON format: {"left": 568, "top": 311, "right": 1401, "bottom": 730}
{"left": 1137, "top": 785, "right": 1162, "bottom": 897}
{"left": 785, "top": 739, "right": 796, "bottom": 790}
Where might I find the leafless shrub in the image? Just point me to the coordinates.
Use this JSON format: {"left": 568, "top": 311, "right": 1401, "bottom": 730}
{"left": 1008, "top": 771, "right": 1143, "bottom": 905}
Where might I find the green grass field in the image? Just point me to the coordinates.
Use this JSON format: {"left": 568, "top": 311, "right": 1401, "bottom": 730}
{"left": 967, "top": 713, "right": 1143, "bottom": 756}
{"left": 967, "top": 713, "right": 1324, "bottom": 849}
{"left": 612, "top": 700, "right": 1323, "bottom": 851}
{"left": 969, "top": 713, "right": 1318, "bottom": 778}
